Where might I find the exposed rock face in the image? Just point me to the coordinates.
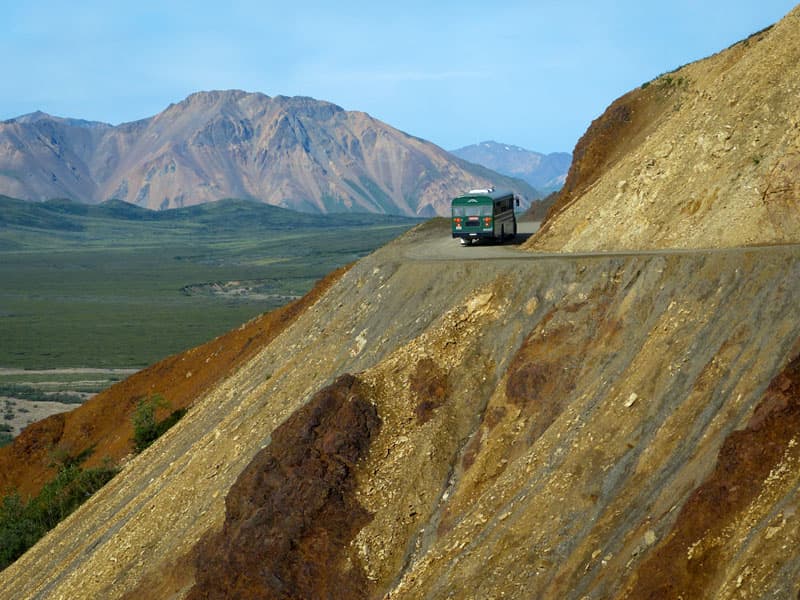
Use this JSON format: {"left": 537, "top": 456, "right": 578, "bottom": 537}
{"left": 188, "top": 374, "right": 379, "bottom": 600}
{"left": 623, "top": 352, "right": 800, "bottom": 598}
{"left": 528, "top": 6, "right": 800, "bottom": 250}
{"left": 0, "top": 91, "right": 534, "bottom": 216}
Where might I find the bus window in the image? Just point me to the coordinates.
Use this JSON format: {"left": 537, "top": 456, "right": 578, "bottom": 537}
{"left": 465, "top": 206, "right": 483, "bottom": 217}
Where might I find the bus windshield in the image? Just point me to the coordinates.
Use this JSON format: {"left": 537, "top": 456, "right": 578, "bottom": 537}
{"left": 453, "top": 205, "right": 491, "bottom": 217}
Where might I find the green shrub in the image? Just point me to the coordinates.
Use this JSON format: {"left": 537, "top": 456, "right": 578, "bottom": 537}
{"left": 132, "top": 394, "right": 186, "bottom": 453}
{"left": 0, "top": 492, "right": 37, "bottom": 568}
{"left": 0, "top": 432, "right": 12, "bottom": 448}
{"left": 0, "top": 457, "right": 118, "bottom": 570}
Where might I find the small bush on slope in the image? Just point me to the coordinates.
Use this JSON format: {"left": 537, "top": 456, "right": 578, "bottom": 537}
{"left": 132, "top": 394, "right": 187, "bottom": 453}
{"left": 0, "top": 457, "right": 118, "bottom": 570}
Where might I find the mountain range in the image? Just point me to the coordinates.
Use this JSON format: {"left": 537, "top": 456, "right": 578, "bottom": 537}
{"left": 2, "top": 5, "right": 800, "bottom": 600}
{"left": 0, "top": 92, "right": 535, "bottom": 217}
{"left": 450, "top": 141, "right": 571, "bottom": 192}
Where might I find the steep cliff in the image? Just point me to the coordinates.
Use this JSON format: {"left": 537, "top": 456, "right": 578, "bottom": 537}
{"left": 528, "top": 6, "right": 800, "bottom": 251}
{"left": 1, "top": 220, "right": 799, "bottom": 599}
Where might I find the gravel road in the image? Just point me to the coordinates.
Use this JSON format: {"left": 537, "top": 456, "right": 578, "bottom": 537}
{"left": 400, "top": 220, "right": 540, "bottom": 260}
{"left": 402, "top": 219, "right": 800, "bottom": 261}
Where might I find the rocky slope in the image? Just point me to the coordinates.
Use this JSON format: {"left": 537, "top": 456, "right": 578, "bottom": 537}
{"left": 451, "top": 141, "right": 571, "bottom": 192}
{"left": 527, "top": 6, "right": 800, "bottom": 251}
{"left": 1, "top": 220, "right": 799, "bottom": 599}
{"left": 0, "top": 92, "right": 535, "bottom": 216}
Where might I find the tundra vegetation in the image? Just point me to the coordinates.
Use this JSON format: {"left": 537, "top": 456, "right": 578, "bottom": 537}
{"left": 0, "top": 196, "right": 418, "bottom": 370}
{"left": 132, "top": 394, "right": 187, "bottom": 454}
{"left": 0, "top": 423, "right": 11, "bottom": 448}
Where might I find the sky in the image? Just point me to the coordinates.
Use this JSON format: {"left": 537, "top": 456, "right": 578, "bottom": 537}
{"left": 0, "top": 1, "right": 797, "bottom": 154}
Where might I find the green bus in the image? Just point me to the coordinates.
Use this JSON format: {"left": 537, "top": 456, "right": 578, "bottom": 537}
{"left": 451, "top": 188, "right": 519, "bottom": 245}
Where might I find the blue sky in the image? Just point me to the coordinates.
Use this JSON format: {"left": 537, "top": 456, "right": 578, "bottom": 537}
{"left": 1, "top": 1, "right": 796, "bottom": 154}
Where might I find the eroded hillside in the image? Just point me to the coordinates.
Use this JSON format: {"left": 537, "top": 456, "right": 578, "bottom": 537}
{"left": 528, "top": 6, "right": 800, "bottom": 251}
{"left": 2, "top": 219, "right": 799, "bottom": 599}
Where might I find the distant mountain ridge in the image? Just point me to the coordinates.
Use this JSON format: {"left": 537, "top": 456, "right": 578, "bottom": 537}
{"left": 6, "top": 110, "right": 112, "bottom": 129}
{"left": 450, "top": 140, "right": 571, "bottom": 192}
{"left": 0, "top": 91, "right": 535, "bottom": 217}
{"left": 0, "top": 195, "right": 419, "bottom": 235}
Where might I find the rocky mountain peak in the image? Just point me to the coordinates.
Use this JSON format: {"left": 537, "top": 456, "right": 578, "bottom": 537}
{"left": 4, "top": 110, "right": 53, "bottom": 124}
{"left": 272, "top": 94, "right": 344, "bottom": 117}
{"left": 170, "top": 89, "right": 267, "bottom": 116}
{"left": 0, "top": 91, "right": 533, "bottom": 214}
{"left": 4, "top": 110, "right": 111, "bottom": 129}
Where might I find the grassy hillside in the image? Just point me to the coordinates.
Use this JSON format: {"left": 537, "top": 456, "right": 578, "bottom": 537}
{"left": 0, "top": 197, "right": 419, "bottom": 368}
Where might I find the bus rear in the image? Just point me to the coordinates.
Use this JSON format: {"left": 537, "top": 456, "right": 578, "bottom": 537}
{"left": 451, "top": 195, "right": 493, "bottom": 243}
{"left": 451, "top": 188, "right": 517, "bottom": 245}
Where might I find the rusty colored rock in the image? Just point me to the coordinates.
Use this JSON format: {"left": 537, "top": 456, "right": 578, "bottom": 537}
{"left": 538, "top": 86, "right": 662, "bottom": 233}
{"left": 410, "top": 357, "right": 449, "bottom": 424}
{"left": 187, "top": 374, "right": 380, "bottom": 600}
{"left": 622, "top": 351, "right": 800, "bottom": 599}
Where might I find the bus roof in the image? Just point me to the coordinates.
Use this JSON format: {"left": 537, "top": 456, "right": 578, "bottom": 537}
{"left": 451, "top": 188, "right": 514, "bottom": 204}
